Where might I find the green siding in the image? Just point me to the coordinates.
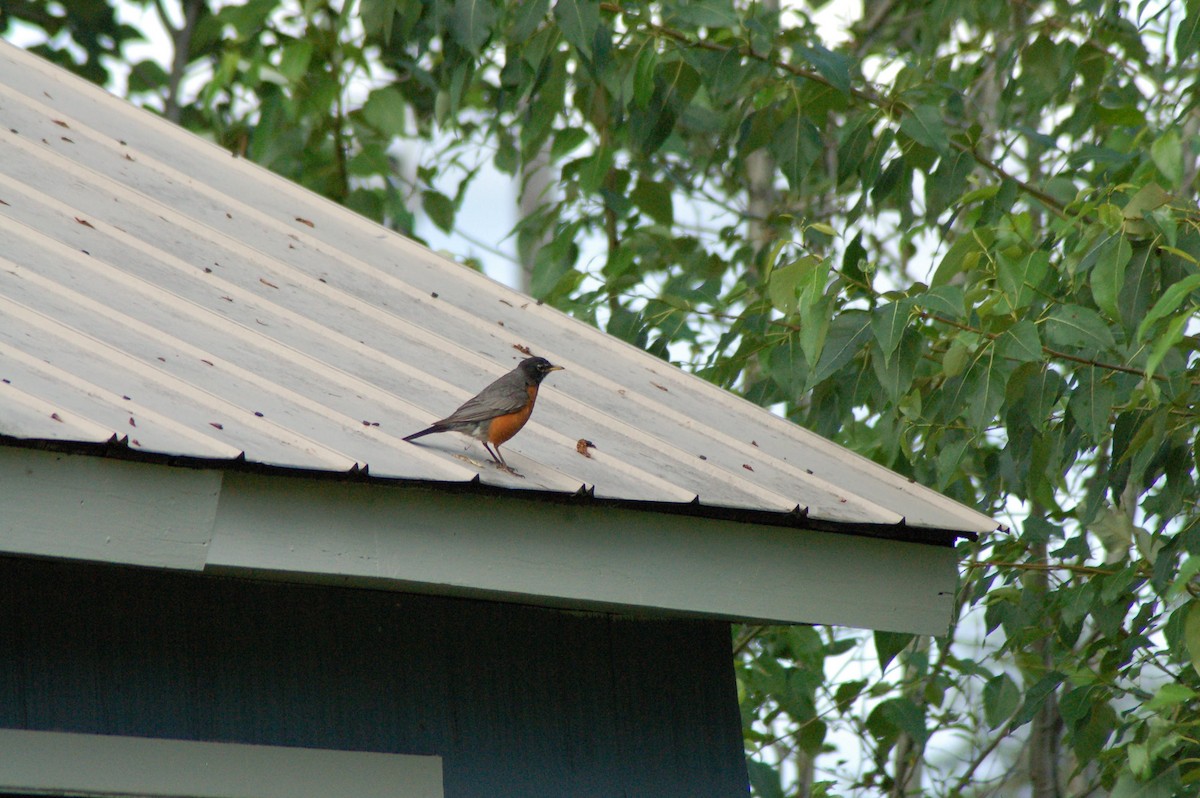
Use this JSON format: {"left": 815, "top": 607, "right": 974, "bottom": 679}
{"left": 0, "top": 555, "right": 748, "bottom": 797}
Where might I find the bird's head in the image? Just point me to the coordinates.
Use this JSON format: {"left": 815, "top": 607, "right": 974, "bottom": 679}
{"left": 520, "top": 356, "right": 564, "bottom": 383}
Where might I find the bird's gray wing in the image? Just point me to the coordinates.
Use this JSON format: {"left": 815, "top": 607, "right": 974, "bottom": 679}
{"left": 437, "top": 371, "right": 529, "bottom": 425}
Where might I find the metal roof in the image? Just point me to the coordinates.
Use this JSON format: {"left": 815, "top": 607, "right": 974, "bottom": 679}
{"left": 0, "top": 42, "right": 996, "bottom": 541}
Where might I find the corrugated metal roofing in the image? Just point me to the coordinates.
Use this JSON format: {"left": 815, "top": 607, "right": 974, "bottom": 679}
{"left": 0, "top": 42, "right": 996, "bottom": 539}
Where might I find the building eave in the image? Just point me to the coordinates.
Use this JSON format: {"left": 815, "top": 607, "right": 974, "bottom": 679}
{"left": 0, "top": 445, "right": 963, "bottom": 635}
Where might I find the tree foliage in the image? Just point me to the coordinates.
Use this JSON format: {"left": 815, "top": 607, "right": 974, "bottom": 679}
{"left": 8, "top": 0, "right": 1200, "bottom": 794}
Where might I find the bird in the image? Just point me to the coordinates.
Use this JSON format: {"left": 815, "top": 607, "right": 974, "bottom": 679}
{"left": 403, "top": 356, "right": 564, "bottom": 469}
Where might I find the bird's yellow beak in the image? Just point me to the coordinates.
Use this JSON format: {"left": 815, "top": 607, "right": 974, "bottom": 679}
{"left": 547, "top": 365, "right": 564, "bottom": 372}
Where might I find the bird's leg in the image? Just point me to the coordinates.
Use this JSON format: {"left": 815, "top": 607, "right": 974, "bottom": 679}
{"left": 483, "top": 442, "right": 505, "bottom": 466}
{"left": 486, "top": 443, "right": 522, "bottom": 477}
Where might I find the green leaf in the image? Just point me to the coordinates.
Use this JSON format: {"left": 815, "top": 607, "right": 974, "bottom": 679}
{"left": 955, "top": 345, "right": 1009, "bottom": 432}
{"left": 1011, "top": 672, "right": 1066, "bottom": 729}
{"left": 925, "top": 149, "right": 974, "bottom": 218}
{"left": 697, "top": 47, "right": 754, "bottom": 104}
{"left": 361, "top": 86, "right": 407, "bottom": 136}
{"left": 1145, "top": 311, "right": 1189, "bottom": 380}
{"left": 1041, "top": 304, "right": 1116, "bottom": 351}
{"left": 808, "top": 311, "right": 871, "bottom": 387}
{"left": 1151, "top": 131, "right": 1183, "bottom": 185}
{"left": 1176, "top": 5, "right": 1200, "bottom": 63}
{"left": 630, "top": 59, "right": 701, "bottom": 156}
{"left": 127, "top": 59, "right": 170, "bottom": 94}
{"left": 833, "top": 679, "right": 869, "bottom": 714}
{"left": 1122, "top": 183, "right": 1171, "bottom": 221}
{"left": 1068, "top": 368, "right": 1115, "bottom": 442}
{"left": 899, "top": 105, "right": 949, "bottom": 155}
{"left": 772, "top": 104, "right": 822, "bottom": 190}
{"left": 996, "top": 320, "right": 1043, "bottom": 363}
{"left": 1090, "top": 234, "right": 1132, "bottom": 320}
{"left": 1184, "top": 601, "right": 1200, "bottom": 678}
{"left": 799, "top": 44, "right": 852, "bottom": 95}
{"left": 792, "top": 257, "right": 832, "bottom": 367}
{"left": 932, "top": 230, "right": 992, "bottom": 286}
{"left": 1136, "top": 273, "right": 1200, "bottom": 341}
{"left": 451, "top": 0, "right": 498, "bottom": 54}
{"left": 942, "top": 339, "right": 970, "bottom": 378}
{"left": 997, "top": 250, "right": 1049, "bottom": 311}
{"left": 551, "top": 127, "right": 588, "bottom": 159}
{"left": 768, "top": 259, "right": 804, "bottom": 315}
{"left": 799, "top": 296, "right": 832, "bottom": 370}
{"left": 1119, "top": 245, "right": 1155, "bottom": 333}
{"left": 872, "top": 332, "right": 919, "bottom": 402}
{"left": 871, "top": 301, "right": 909, "bottom": 363}
{"left": 874, "top": 631, "right": 913, "bottom": 671}
{"left": 531, "top": 233, "right": 580, "bottom": 300}
{"left": 421, "top": 190, "right": 456, "bottom": 232}
{"left": 666, "top": 0, "right": 739, "bottom": 28}
{"left": 1145, "top": 682, "right": 1196, "bottom": 711}
{"left": 983, "top": 673, "right": 1020, "bottom": 729}
{"left": 630, "top": 177, "right": 673, "bottom": 226}
{"left": 361, "top": 0, "right": 399, "bottom": 42}
{"left": 910, "top": 284, "right": 965, "bottom": 319}
{"left": 554, "top": 0, "right": 600, "bottom": 58}
{"left": 1111, "top": 767, "right": 1183, "bottom": 798}
{"left": 511, "top": 0, "right": 550, "bottom": 41}
{"left": 874, "top": 697, "right": 929, "bottom": 745}
{"left": 277, "top": 39, "right": 314, "bottom": 83}
{"left": 746, "top": 760, "right": 785, "bottom": 798}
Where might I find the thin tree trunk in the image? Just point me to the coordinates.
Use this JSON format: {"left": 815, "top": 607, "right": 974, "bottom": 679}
{"left": 157, "top": 0, "right": 205, "bottom": 124}
{"left": 517, "top": 143, "right": 555, "bottom": 295}
{"left": 1027, "top": 539, "right": 1062, "bottom": 798}
{"left": 890, "top": 636, "right": 927, "bottom": 798}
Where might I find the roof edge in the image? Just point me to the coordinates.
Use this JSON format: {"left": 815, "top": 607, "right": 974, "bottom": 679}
{"left": 0, "top": 435, "right": 986, "bottom": 546}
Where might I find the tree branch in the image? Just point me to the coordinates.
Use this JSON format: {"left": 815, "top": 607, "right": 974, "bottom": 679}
{"left": 161, "top": 0, "right": 205, "bottom": 124}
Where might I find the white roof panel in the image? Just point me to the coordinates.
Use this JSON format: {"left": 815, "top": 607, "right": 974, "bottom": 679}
{"left": 0, "top": 42, "right": 996, "bottom": 539}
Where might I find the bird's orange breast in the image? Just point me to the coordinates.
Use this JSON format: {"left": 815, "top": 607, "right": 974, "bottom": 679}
{"left": 485, "top": 384, "right": 538, "bottom": 445}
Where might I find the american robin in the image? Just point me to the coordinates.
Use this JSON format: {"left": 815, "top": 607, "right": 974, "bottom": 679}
{"left": 403, "top": 356, "right": 564, "bottom": 467}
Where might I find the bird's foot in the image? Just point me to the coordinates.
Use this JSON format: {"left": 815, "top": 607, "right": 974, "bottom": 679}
{"left": 498, "top": 463, "right": 524, "bottom": 478}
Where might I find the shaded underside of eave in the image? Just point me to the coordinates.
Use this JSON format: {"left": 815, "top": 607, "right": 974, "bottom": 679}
{"left": 0, "top": 435, "right": 981, "bottom": 547}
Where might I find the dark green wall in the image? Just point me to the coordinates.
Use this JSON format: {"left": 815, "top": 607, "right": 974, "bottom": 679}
{"left": 0, "top": 555, "right": 748, "bottom": 797}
